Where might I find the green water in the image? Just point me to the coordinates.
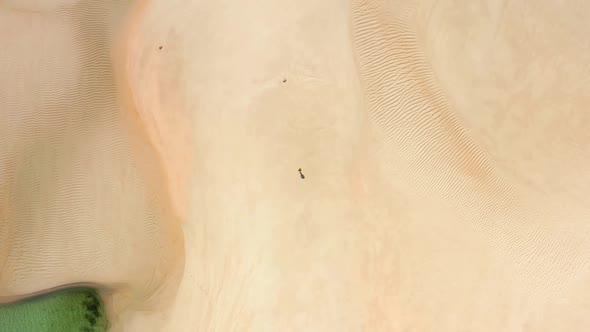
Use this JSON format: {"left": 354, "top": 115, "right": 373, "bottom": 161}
{"left": 0, "top": 287, "right": 109, "bottom": 332}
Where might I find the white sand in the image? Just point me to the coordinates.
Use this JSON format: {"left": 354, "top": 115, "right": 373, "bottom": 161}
{"left": 2, "top": 0, "right": 590, "bottom": 331}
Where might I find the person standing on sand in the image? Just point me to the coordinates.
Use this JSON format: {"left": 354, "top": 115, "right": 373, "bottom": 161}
{"left": 298, "top": 168, "right": 305, "bottom": 179}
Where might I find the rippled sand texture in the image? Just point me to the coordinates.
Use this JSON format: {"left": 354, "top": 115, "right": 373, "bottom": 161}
{"left": 3, "top": 0, "right": 590, "bottom": 331}
{"left": 0, "top": 0, "right": 184, "bottom": 325}
{"left": 350, "top": 1, "right": 590, "bottom": 330}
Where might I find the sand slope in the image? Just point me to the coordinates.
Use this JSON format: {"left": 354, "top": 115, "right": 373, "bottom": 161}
{"left": 2, "top": 0, "right": 590, "bottom": 331}
{"left": 0, "top": 0, "right": 184, "bottom": 322}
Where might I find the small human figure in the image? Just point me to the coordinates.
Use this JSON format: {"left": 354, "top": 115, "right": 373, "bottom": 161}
{"left": 298, "top": 168, "right": 305, "bottom": 179}
{"left": 282, "top": 78, "right": 287, "bottom": 83}
{"left": 159, "top": 46, "right": 163, "bottom": 50}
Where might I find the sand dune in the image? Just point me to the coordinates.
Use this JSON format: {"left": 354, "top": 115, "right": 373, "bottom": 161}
{"left": 0, "top": 0, "right": 184, "bottom": 324}
{"left": 2, "top": 0, "right": 590, "bottom": 331}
